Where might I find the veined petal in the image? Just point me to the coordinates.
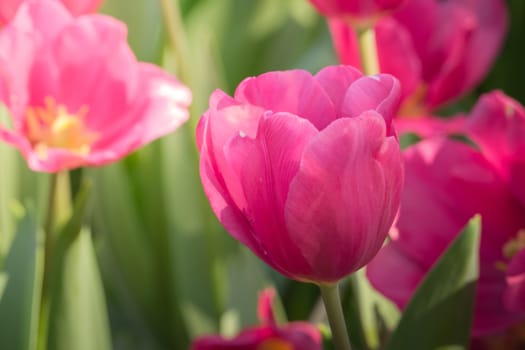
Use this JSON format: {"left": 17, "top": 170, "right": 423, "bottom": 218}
{"left": 233, "top": 112, "right": 319, "bottom": 277}
{"left": 234, "top": 70, "right": 337, "bottom": 130}
{"left": 285, "top": 113, "right": 403, "bottom": 282}
{"left": 314, "top": 65, "right": 363, "bottom": 116}
{"left": 342, "top": 74, "right": 400, "bottom": 131}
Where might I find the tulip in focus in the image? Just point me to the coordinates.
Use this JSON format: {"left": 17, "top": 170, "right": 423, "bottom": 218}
{"left": 367, "top": 92, "right": 525, "bottom": 337}
{"left": 0, "top": 0, "right": 104, "bottom": 25}
{"left": 329, "top": 0, "right": 508, "bottom": 115}
{"left": 192, "top": 288, "right": 322, "bottom": 350}
{"left": 0, "top": 0, "right": 191, "bottom": 172}
{"left": 197, "top": 65, "right": 404, "bottom": 284}
{"left": 308, "top": 0, "right": 405, "bottom": 27}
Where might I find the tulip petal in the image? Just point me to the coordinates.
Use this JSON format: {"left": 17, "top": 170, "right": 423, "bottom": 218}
{"left": 285, "top": 113, "right": 403, "bottom": 282}
{"left": 197, "top": 94, "right": 264, "bottom": 257}
{"left": 232, "top": 112, "right": 319, "bottom": 277}
{"left": 396, "top": 139, "right": 523, "bottom": 266}
{"left": 38, "top": 14, "right": 135, "bottom": 126}
{"left": 314, "top": 65, "right": 362, "bottom": 115}
{"left": 88, "top": 63, "right": 191, "bottom": 164}
{"left": 342, "top": 74, "right": 400, "bottom": 132}
{"left": 234, "top": 70, "right": 337, "bottom": 130}
{"left": 366, "top": 242, "right": 425, "bottom": 308}
{"left": 9, "top": 0, "right": 71, "bottom": 41}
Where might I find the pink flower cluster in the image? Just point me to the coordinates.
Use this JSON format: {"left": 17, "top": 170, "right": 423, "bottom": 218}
{"left": 0, "top": 0, "right": 191, "bottom": 172}
{"left": 328, "top": 0, "right": 507, "bottom": 114}
{"left": 305, "top": 0, "right": 524, "bottom": 344}
{"left": 367, "top": 91, "right": 525, "bottom": 336}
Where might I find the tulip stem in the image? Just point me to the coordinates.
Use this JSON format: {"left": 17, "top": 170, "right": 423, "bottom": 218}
{"left": 37, "top": 173, "right": 58, "bottom": 350}
{"left": 357, "top": 26, "right": 380, "bottom": 75}
{"left": 319, "top": 283, "right": 353, "bottom": 350}
{"left": 159, "top": 0, "right": 190, "bottom": 84}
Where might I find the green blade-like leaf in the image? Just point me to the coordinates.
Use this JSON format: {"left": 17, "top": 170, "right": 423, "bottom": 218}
{"left": 48, "top": 228, "right": 112, "bottom": 350}
{"left": 0, "top": 210, "right": 42, "bottom": 350}
{"left": 385, "top": 215, "right": 481, "bottom": 350}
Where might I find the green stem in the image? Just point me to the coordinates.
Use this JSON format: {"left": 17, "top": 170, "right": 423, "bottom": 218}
{"left": 319, "top": 283, "right": 353, "bottom": 350}
{"left": 159, "top": 0, "right": 190, "bottom": 83}
{"left": 357, "top": 26, "right": 380, "bottom": 75}
{"left": 37, "top": 173, "right": 58, "bottom": 350}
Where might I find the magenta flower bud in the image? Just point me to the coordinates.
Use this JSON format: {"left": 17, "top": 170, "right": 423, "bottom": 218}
{"left": 0, "top": 0, "right": 104, "bottom": 24}
{"left": 0, "top": 1, "right": 191, "bottom": 172}
{"left": 192, "top": 288, "right": 322, "bottom": 350}
{"left": 308, "top": 0, "right": 405, "bottom": 26}
{"left": 197, "top": 66, "right": 404, "bottom": 284}
{"left": 367, "top": 92, "right": 525, "bottom": 336}
{"left": 329, "top": 0, "right": 508, "bottom": 114}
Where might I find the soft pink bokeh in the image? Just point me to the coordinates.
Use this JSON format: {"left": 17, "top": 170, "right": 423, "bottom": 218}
{"left": 0, "top": 0, "right": 104, "bottom": 25}
{"left": 0, "top": 0, "right": 191, "bottom": 172}
{"left": 191, "top": 288, "right": 322, "bottom": 350}
{"left": 367, "top": 91, "right": 525, "bottom": 336}
{"left": 329, "top": 0, "right": 508, "bottom": 114}
{"left": 197, "top": 65, "right": 404, "bottom": 284}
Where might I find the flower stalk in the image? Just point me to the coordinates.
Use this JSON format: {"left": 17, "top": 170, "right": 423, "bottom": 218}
{"left": 319, "top": 283, "right": 353, "bottom": 350}
{"left": 357, "top": 26, "right": 380, "bottom": 75}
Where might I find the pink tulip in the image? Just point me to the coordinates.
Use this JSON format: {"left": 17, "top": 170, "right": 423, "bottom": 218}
{"left": 308, "top": 0, "right": 405, "bottom": 26}
{"left": 465, "top": 91, "right": 525, "bottom": 209}
{"left": 191, "top": 288, "right": 322, "bottom": 350}
{"left": 0, "top": 1, "right": 191, "bottom": 172}
{"left": 0, "top": 0, "right": 104, "bottom": 25}
{"left": 329, "top": 0, "right": 507, "bottom": 114}
{"left": 197, "top": 65, "right": 404, "bottom": 284}
{"left": 367, "top": 93, "right": 525, "bottom": 336}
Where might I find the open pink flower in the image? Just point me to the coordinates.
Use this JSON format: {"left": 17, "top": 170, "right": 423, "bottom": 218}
{"left": 0, "top": 0, "right": 191, "bottom": 172}
{"left": 0, "top": 0, "right": 104, "bottom": 25}
{"left": 329, "top": 0, "right": 507, "bottom": 115}
{"left": 192, "top": 288, "right": 322, "bottom": 350}
{"left": 308, "top": 0, "right": 405, "bottom": 27}
{"left": 197, "top": 65, "right": 403, "bottom": 284}
{"left": 367, "top": 92, "right": 525, "bottom": 336}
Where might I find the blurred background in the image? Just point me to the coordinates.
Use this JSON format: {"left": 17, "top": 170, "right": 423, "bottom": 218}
{"left": 0, "top": 0, "right": 523, "bottom": 349}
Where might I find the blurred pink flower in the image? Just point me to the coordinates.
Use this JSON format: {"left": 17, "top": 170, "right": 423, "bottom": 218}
{"left": 0, "top": 0, "right": 104, "bottom": 25}
{"left": 191, "top": 288, "right": 322, "bottom": 350}
{"left": 0, "top": 0, "right": 191, "bottom": 172}
{"left": 367, "top": 92, "right": 525, "bottom": 336}
{"left": 329, "top": 0, "right": 507, "bottom": 115}
{"left": 308, "top": 0, "right": 405, "bottom": 27}
{"left": 197, "top": 65, "right": 404, "bottom": 284}
{"left": 465, "top": 91, "right": 525, "bottom": 210}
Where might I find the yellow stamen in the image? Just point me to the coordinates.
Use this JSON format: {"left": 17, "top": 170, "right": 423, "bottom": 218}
{"left": 256, "top": 338, "right": 294, "bottom": 350}
{"left": 503, "top": 230, "right": 525, "bottom": 259}
{"left": 24, "top": 97, "right": 97, "bottom": 159}
{"left": 494, "top": 229, "right": 525, "bottom": 272}
{"left": 399, "top": 84, "right": 428, "bottom": 118}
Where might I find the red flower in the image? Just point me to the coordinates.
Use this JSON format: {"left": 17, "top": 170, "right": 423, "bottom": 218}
{"left": 191, "top": 288, "right": 322, "bottom": 350}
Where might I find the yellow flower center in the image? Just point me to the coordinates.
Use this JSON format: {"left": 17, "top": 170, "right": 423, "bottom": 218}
{"left": 256, "top": 338, "right": 294, "bottom": 350}
{"left": 495, "top": 229, "right": 525, "bottom": 272}
{"left": 25, "top": 97, "right": 98, "bottom": 159}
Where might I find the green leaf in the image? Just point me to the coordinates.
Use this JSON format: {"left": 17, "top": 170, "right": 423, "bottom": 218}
{"left": 48, "top": 228, "right": 112, "bottom": 350}
{"left": 0, "top": 210, "right": 42, "bottom": 350}
{"left": 385, "top": 215, "right": 481, "bottom": 350}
